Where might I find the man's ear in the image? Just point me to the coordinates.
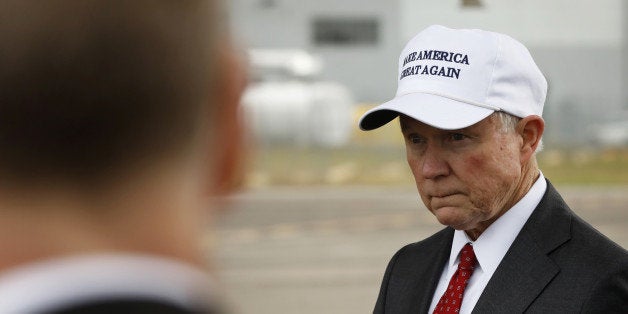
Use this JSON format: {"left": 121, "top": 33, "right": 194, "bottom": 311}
{"left": 517, "top": 115, "right": 544, "bottom": 163}
{"left": 209, "top": 43, "right": 248, "bottom": 196}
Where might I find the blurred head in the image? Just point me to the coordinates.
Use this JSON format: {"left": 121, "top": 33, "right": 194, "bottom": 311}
{"left": 0, "top": 0, "right": 245, "bottom": 194}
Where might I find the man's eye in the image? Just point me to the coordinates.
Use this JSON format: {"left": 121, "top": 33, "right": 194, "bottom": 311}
{"left": 408, "top": 135, "right": 422, "bottom": 144}
{"left": 450, "top": 133, "right": 466, "bottom": 141}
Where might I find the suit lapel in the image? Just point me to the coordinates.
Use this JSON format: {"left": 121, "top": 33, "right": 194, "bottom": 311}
{"left": 413, "top": 230, "right": 453, "bottom": 313}
{"left": 472, "top": 181, "right": 572, "bottom": 313}
{"left": 471, "top": 231, "right": 560, "bottom": 312}
{"left": 391, "top": 228, "right": 453, "bottom": 313}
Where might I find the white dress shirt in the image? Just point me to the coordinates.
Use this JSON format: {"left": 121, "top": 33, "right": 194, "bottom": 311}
{"left": 428, "top": 173, "right": 547, "bottom": 314}
{"left": 0, "top": 253, "right": 216, "bottom": 313}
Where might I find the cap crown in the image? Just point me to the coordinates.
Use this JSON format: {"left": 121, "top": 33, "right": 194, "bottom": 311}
{"left": 396, "top": 25, "right": 547, "bottom": 118}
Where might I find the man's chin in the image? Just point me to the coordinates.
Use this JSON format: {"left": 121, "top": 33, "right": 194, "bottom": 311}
{"left": 432, "top": 206, "right": 472, "bottom": 229}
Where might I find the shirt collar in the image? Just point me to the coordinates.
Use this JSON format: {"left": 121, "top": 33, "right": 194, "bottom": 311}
{"left": 450, "top": 172, "right": 547, "bottom": 272}
{"left": 0, "top": 253, "right": 216, "bottom": 313}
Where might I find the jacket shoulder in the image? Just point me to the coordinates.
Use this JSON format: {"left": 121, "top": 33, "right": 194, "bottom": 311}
{"left": 523, "top": 181, "right": 628, "bottom": 312}
{"left": 394, "top": 227, "right": 453, "bottom": 261}
{"left": 373, "top": 227, "right": 453, "bottom": 314}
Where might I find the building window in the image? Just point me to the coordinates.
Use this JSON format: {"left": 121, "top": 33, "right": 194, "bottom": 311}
{"left": 312, "top": 17, "right": 379, "bottom": 46}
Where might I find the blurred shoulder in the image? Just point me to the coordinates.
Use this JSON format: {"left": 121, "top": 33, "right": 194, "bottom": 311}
{"left": 51, "top": 299, "right": 217, "bottom": 314}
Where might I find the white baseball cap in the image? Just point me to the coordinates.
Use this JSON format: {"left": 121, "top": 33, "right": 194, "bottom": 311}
{"left": 359, "top": 25, "right": 547, "bottom": 131}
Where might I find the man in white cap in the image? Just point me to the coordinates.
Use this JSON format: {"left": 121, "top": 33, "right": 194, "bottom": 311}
{"left": 360, "top": 25, "right": 628, "bottom": 313}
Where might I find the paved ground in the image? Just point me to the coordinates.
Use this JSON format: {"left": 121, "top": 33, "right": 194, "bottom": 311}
{"left": 213, "top": 185, "right": 628, "bottom": 314}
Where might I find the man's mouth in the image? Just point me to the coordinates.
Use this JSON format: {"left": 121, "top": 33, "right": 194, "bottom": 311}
{"left": 431, "top": 191, "right": 459, "bottom": 198}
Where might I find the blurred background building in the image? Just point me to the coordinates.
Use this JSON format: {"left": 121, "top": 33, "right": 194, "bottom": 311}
{"left": 230, "top": 0, "right": 628, "bottom": 148}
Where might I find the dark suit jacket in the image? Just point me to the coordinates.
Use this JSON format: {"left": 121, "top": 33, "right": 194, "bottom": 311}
{"left": 374, "top": 181, "right": 628, "bottom": 313}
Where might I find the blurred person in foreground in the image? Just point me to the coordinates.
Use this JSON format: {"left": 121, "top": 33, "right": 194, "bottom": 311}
{"left": 0, "top": 1, "right": 246, "bottom": 312}
{"left": 359, "top": 25, "right": 628, "bottom": 313}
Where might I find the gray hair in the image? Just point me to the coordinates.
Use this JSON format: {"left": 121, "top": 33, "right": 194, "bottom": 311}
{"left": 494, "top": 111, "right": 544, "bottom": 152}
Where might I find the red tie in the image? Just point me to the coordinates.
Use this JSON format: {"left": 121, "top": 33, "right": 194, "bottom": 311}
{"left": 433, "top": 243, "right": 477, "bottom": 314}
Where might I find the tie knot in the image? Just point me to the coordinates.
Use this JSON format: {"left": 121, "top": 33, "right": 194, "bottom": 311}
{"left": 459, "top": 243, "right": 476, "bottom": 270}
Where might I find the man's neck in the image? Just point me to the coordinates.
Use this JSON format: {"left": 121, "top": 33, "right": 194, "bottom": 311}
{"left": 0, "top": 166, "right": 209, "bottom": 273}
{"left": 465, "top": 160, "right": 540, "bottom": 240}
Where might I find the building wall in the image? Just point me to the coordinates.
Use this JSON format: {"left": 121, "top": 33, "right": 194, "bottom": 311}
{"left": 228, "top": 0, "right": 401, "bottom": 103}
{"left": 534, "top": 47, "right": 622, "bottom": 146}
{"left": 623, "top": 0, "right": 628, "bottom": 110}
{"left": 399, "top": 0, "right": 622, "bottom": 47}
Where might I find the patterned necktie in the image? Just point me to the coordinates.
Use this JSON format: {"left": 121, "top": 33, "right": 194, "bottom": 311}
{"left": 433, "top": 243, "right": 477, "bottom": 314}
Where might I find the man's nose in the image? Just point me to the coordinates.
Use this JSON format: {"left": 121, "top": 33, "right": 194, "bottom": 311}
{"left": 420, "top": 144, "right": 450, "bottom": 179}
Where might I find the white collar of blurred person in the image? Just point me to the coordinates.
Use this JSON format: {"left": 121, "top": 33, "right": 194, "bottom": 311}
{"left": 0, "top": 253, "right": 217, "bottom": 313}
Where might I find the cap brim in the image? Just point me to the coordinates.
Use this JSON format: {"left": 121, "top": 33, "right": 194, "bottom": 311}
{"left": 358, "top": 93, "right": 495, "bottom": 131}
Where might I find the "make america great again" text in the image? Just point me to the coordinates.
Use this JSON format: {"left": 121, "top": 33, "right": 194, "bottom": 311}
{"left": 400, "top": 50, "right": 470, "bottom": 80}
